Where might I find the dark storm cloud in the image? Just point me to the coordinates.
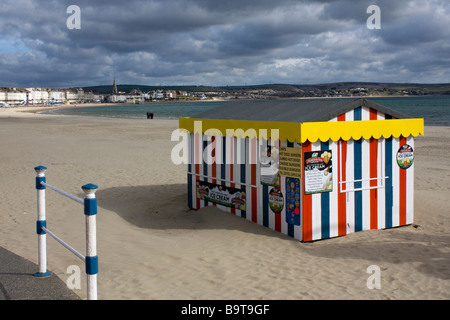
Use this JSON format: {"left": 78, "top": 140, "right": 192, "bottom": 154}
{"left": 0, "top": 0, "right": 448, "bottom": 87}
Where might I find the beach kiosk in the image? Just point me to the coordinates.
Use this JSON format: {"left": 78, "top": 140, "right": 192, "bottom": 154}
{"left": 179, "top": 98, "right": 424, "bottom": 242}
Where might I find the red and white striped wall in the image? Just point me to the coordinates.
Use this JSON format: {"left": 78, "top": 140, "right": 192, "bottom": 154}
{"left": 302, "top": 105, "right": 415, "bottom": 241}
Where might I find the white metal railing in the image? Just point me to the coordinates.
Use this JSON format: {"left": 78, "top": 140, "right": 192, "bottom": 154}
{"left": 34, "top": 165, "right": 98, "bottom": 300}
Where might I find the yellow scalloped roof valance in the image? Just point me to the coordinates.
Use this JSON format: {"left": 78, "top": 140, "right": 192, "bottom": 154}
{"left": 300, "top": 118, "right": 424, "bottom": 143}
{"left": 179, "top": 118, "right": 424, "bottom": 143}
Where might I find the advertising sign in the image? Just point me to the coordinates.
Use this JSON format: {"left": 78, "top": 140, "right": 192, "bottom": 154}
{"left": 285, "top": 177, "right": 301, "bottom": 226}
{"left": 278, "top": 147, "right": 302, "bottom": 179}
{"left": 268, "top": 187, "right": 284, "bottom": 214}
{"left": 260, "top": 145, "right": 280, "bottom": 187}
{"left": 304, "top": 150, "right": 332, "bottom": 194}
{"left": 197, "top": 181, "right": 246, "bottom": 210}
{"left": 397, "top": 144, "right": 414, "bottom": 169}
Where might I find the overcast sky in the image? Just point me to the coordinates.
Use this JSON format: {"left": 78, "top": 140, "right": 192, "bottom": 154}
{"left": 0, "top": 0, "right": 449, "bottom": 88}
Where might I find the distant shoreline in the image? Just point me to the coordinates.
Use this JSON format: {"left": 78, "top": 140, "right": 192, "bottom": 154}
{"left": 13, "top": 99, "right": 227, "bottom": 114}
{"left": 2, "top": 94, "right": 447, "bottom": 118}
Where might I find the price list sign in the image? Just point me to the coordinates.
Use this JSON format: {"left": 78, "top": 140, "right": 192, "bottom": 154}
{"left": 278, "top": 147, "right": 302, "bottom": 179}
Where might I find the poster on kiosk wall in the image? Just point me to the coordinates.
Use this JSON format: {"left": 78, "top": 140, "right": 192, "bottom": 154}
{"left": 285, "top": 177, "right": 301, "bottom": 225}
{"left": 197, "top": 181, "right": 246, "bottom": 210}
{"left": 304, "top": 150, "right": 333, "bottom": 195}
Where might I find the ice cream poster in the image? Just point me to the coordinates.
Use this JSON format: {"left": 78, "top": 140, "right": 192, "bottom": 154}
{"left": 197, "top": 181, "right": 246, "bottom": 210}
{"left": 304, "top": 150, "right": 332, "bottom": 194}
{"left": 396, "top": 144, "right": 414, "bottom": 169}
{"left": 268, "top": 187, "right": 284, "bottom": 214}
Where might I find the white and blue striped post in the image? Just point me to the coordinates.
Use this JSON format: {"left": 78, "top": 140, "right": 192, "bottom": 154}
{"left": 34, "top": 165, "right": 51, "bottom": 277}
{"left": 82, "top": 183, "right": 98, "bottom": 300}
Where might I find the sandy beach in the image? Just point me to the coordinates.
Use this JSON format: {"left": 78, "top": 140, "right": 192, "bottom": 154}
{"left": 0, "top": 106, "right": 448, "bottom": 300}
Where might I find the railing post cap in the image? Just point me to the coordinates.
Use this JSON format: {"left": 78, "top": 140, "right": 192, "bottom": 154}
{"left": 82, "top": 183, "right": 98, "bottom": 192}
{"left": 34, "top": 165, "right": 47, "bottom": 172}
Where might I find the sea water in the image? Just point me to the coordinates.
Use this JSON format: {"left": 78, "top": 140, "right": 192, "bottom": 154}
{"left": 46, "top": 96, "right": 450, "bottom": 126}
{"left": 45, "top": 101, "right": 227, "bottom": 120}
{"left": 370, "top": 96, "right": 450, "bottom": 126}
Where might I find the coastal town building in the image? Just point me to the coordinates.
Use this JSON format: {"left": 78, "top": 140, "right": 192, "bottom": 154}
{"left": 26, "top": 87, "right": 49, "bottom": 105}
{"left": 106, "top": 94, "right": 127, "bottom": 103}
{"left": 0, "top": 88, "right": 27, "bottom": 105}
{"left": 0, "top": 86, "right": 104, "bottom": 106}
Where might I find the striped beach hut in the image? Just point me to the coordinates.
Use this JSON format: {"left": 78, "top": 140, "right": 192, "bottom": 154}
{"left": 179, "top": 98, "right": 424, "bottom": 242}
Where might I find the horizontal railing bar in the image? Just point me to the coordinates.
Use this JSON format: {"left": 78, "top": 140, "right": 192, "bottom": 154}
{"left": 339, "top": 176, "right": 389, "bottom": 184}
{"left": 41, "top": 227, "right": 85, "bottom": 262}
{"left": 340, "top": 185, "right": 385, "bottom": 193}
{"left": 41, "top": 182, "right": 84, "bottom": 204}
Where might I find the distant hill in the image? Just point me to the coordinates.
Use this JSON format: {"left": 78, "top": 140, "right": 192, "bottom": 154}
{"left": 83, "top": 82, "right": 450, "bottom": 95}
